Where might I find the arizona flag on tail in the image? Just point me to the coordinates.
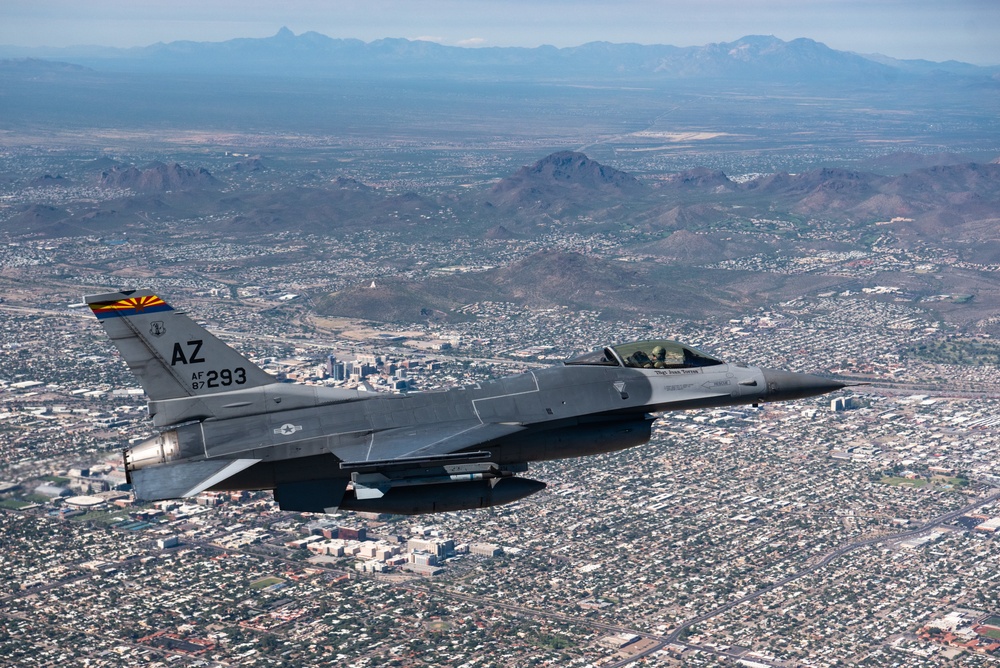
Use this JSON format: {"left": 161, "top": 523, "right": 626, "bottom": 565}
{"left": 88, "top": 294, "right": 173, "bottom": 319}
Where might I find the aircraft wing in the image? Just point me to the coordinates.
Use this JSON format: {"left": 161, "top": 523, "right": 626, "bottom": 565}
{"left": 332, "top": 420, "right": 527, "bottom": 467}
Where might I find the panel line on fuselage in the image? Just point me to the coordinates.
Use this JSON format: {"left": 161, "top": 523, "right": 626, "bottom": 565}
{"left": 399, "top": 423, "right": 502, "bottom": 460}
{"left": 470, "top": 371, "right": 541, "bottom": 422}
{"left": 363, "top": 429, "right": 375, "bottom": 461}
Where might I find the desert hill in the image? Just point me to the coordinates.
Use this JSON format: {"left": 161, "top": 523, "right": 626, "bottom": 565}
{"left": 99, "top": 162, "right": 220, "bottom": 192}
{"left": 484, "top": 151, "right": 644, "bottom": 218}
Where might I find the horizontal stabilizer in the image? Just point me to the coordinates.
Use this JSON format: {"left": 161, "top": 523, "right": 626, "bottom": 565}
{"left": 130, "top": 458, "right": 260, "bottom": 501}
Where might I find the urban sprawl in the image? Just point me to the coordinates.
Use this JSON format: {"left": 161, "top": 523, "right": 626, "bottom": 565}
{"left": 1, "top": 236, "right": 998, "bottom": 666}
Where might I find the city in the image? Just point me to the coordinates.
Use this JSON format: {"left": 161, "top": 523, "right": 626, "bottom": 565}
{"left": 1, "top": 249, "right": 998, "bottom": 665}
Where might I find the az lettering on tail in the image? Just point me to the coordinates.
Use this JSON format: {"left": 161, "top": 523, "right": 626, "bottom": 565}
{"left": 171, "top": 340, "right": 205, "bottom": 366}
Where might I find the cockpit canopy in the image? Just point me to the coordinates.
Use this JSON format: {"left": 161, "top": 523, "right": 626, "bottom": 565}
{"left": 565, "top": 339, "right": 724, "bottom": 369}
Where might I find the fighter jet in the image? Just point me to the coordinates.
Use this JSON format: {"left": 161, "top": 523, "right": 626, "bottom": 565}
{"left": 86, "top": 289, "right": 845, "bottom": 515}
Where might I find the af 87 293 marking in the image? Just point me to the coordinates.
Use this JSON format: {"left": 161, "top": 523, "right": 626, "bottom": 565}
{"left": 191, "top": 367, "right": 247, "bottom": 390}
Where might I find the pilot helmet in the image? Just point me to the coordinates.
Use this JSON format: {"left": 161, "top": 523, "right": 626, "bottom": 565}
{"left": 651, "top": 346, "right": 665, "bottom": 357}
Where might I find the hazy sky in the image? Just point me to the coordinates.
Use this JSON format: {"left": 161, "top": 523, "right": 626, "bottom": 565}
{"left": 4, "top": 0, "right": 1000, "bottom": 65}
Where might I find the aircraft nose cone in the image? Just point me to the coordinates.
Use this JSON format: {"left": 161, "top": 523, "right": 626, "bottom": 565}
{"left": 761, "top": 368, "right": 845, "bottom": 402}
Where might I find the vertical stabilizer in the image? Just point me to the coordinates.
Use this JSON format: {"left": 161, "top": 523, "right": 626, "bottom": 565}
{"left": 85, "top": 289, "right": 276, "bottom": 401}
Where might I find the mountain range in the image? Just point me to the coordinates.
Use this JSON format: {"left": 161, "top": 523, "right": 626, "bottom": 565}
{"left": 2, "top": 30, "right": 997, "bottom": 83}
{"left": 5, "top": 150, "right": 999, "bottom": 323}
{"left": 8, "top": 151, "right": 1000, "bottom": 240}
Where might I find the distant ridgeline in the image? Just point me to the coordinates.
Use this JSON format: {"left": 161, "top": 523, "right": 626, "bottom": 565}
{"left": 1, "top": 31, "right": 996, "bottom": 82}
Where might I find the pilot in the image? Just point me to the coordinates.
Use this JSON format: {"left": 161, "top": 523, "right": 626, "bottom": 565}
{"left": 629, "top": 350, "right": 653, "bottom": 368}
{"left": 650, "top": 346, "right": 667, "bottom": 368}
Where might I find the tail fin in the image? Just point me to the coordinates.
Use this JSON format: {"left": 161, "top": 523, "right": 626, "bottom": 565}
{"left": 85, "top": 289, "right": 276, "bottom": 401}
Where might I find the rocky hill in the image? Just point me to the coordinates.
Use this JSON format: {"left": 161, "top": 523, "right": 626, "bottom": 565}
{"left": 484, "top": 151, "right": 644, "bottom": 217}
{"left": 99, "top": 162, "right": 220, "bottom": 192}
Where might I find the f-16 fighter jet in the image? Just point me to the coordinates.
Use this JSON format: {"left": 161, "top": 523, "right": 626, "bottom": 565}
{"left": 86, "top": 289, "right": 844, "bottom": 515}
